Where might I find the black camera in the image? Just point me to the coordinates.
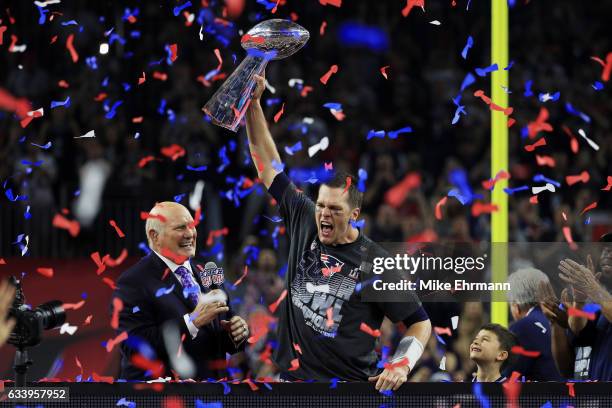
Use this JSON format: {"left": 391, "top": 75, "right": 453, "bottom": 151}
{"left": 8, "top": 276, "right": 66, "bottom": 348}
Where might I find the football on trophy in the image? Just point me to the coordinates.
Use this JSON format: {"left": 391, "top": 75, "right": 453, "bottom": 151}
{"left": 240, "top": 19, "right": 310, "bottom": 60}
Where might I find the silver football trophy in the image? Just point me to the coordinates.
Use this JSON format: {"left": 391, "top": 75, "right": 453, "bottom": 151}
{"left": 203, "top": 19, "right": 310, "bottom": 132}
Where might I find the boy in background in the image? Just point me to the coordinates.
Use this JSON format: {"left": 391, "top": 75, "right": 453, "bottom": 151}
{"left": 469, "top": 323, "right": 517, "bottom": 382}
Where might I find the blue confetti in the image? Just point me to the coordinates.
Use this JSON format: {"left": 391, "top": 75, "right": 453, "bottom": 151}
{"left": 31, "top": 141, "right": 52, "bottom": 150}
{"left": 460, "top": 72, "right": 476, "bottom": 92}
{"left": 138, "top": 242, "right": 151, "bottom": 255}
{"left": 585, "top": 216, "right": 591, "bottom": 225}
{"left": 116, "top": 397, "right": 137, "bottom": 408}
{"left": 475, "top": 63, "right": 498, "bottom": 77}
{"left": 61, "top": 20, "right": 79, "bottom": 26}
{"left": 132, "top": 306, "right": 140, "bottom": 313}
{"left": 472, "top": 382, "right": 490, "bottom": 408}
{"left": 271, "top": 160, "right": 285, "bottom": 172}
{"left": 50, "top": 96, "right": 71, "bottom": 109}
{"left": 451, "top": 95, "right": 467, "bottom": 125}
{"left": 592, "top": 81, "right": 604, "bottom": 91}
{"left": 337, "top": 22, "right": 389, "bottom": 53}
{"left": 155, "top": 284, "right": 175, "bottom": 297}
{"left": 540, "top": 402, "right": 553, "bottom": 408}
{"left": 24, "top": 206, "right": 31, "bottom": 220}
{"left": 186, "top": 165, "right": 208, "bottom": 172}
{"left": 330, "top": 378, "right": 339, "bottom": 389}
{"left": 504, "top": 60, "right": 515, "bottom": 70}
{"left": 173, "top": 193, "right": 186, "bottom": 203}
{"left": 448, "top": 169, "right": 482, "bottom": 205}
{"left": 323, "top": 102, "right": 343, "bottom": 110}
{"left": 284, "top": 141, "right": 303, "bottom": 156}
{"left": 366, "top": 129, "right": 386, "bottom": 140}
{"left": 105, "top": 100, "right": 123, "bottom": 119}
{"left": 37, "top": 6, "right": 49, "bottom": 24}
{"left": 173, "top": 1, "right": 192, "bottom": 16}
{"left": 524, "top": 80, "right": 534, "bottom": 97}
{"left": 266, "top": 98, "right": 282, "bottom": 106}
{"left": 503, "top": 185, "right": 529, "bottom": 195}
{"left": 387, "top": 126, "right": 412, "bottom": 139}
{"left": 196, "top": 401, "right": 222, "bottom": 408}
{"left": 86, "top": 56, "right": 99, "bottom": 70}
{"left": 350, "top": 219, "right": 365, "bottom": 229}
{"left": 262, "top": 215, "right": 283, "bottom": 223}
{"left": 533, "top": 174, "right": 561, "bottom": 188}
{"left": 357, "top": 168, "right": 368, "bottom": 192}
{"left": 6, "top": 189, "right": 26, "bottom": 202}
{"left": 565, "top": 102, "right": 591, "bottom": 123}
{"left": 461, "top": 35, "right": 474, "bottom": 59}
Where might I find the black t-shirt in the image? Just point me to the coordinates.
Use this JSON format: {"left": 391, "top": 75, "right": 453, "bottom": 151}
{"left": 269, "top": 172, "right": 426, "bottom": 381}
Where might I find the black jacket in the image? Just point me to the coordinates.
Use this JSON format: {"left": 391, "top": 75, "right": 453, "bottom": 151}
{"left": 112, "top": 252, "right": 244, "bottom": 380}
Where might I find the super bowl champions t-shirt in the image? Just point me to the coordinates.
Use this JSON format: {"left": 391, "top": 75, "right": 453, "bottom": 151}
{"left": 268, "top": 172, "right": 424, "bottom": 381}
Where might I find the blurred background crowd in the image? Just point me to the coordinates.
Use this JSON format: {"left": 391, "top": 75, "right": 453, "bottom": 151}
{"left": 0, "top": 0, "right": 610, "bottom": 381}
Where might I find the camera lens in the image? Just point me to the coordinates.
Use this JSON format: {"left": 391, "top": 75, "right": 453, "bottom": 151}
{"left": 34, "top": 301, "right": 66, "bottom": 330}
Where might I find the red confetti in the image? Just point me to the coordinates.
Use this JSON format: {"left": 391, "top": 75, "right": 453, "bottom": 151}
{"left": 105, "top": 331, "right": 128, "bottom": 352}
{"left": 75, "top": 356, "right": 84, "bottom": 378}
{"left": 243, "top": 378, "right": 259, "bottom": 391}
{"left": 562, "top": 226, "right": 578, "bottom": 250}
{"left": 384, "top": 173, "right": 421, "bottom": 208}
{"left": 473, "top": 90, "right": 513, "bottom": 116}
{"left": 590, "top": 52, "right": 612, "bottom": 82}
{"left": 567, "top": 307, "right": 596, "bottom": 320}
{"left": 507, "top": 117, "right": 516, "bottom": 127}
{"left": 562, "top": 126, "right": 579, "bottom": 154}
{"left": 359, "top": 322, "right": 381, "bottom": 337}
{"left": 320, "top": 64, "right": 339, "bottom": 85}
{"left": 206, "top": 227, "right": 229, "bottom": 246}
{"left": 57, "top": 80, "right": 69, "bottom": 88}
{"left": 580, "top": 201, "right": 597, "bottom": 215}
{"left": 268, "top": 289, "right": 287, "bottom": 313}
{"left": 524, "top": 137, "right": 547, "bottom": 152}
{"left": 435, "top": 196, "right": 448, "bottom": 220}
{"left": 288, "top": 358, "right": 300, "bottom": 371}
{"left": 251, "top": 151, "right": 265, "bottom": 173}
{"left": 109, "top": 220, "right": 125, "bottom": 238}
{"left": 83, "top": 315, "right": 93, "bottom": 325}
{"left": 402, "top": 0, "right": 425, "bottom": 17}
{"left": 271, "top": 0, "right": 281, "bottom": 13}
{"left": 320, "top": 21, "right": 327, "bottom": 36}
{"left": 434, "top": 326, "right": 452, "bottom": 336}
{"left": 300, "top": 85, "right": 313, "bottom": 97}
{"left": 293, "top": 343, "right": 303, "bottom": 355}
{"left": 529, "top": 194, "right": 538, "bottom": 204}
{"left": 471, "top": 202, "right": 499, "bottom": 217}
{"left": 138, "top": 72, "right": 146, "bottom": 85}
{"left": 36, "top": 267, "right": 54, "bottom": 278}
{"left": 527, "top": 107, "right": 553, "bottom": 139}
{"left": 138, "top": 155, "right": 157, "bottom": 168}
{"left": 91, "top": 251, "right": 107, "bottom": 275}
{"left": 511, "top": 345, "right": 541, "bottom": 358}
{"left": 383, "top": 357, "right": 409, "bottom": 370}
{"left": 233, "top": 266, "right": 249, "bottom": 286}
{"left": 94, "top": 92, "right": 108, "bottom": 101}
{"left": 602, "top": 176, "right": 612, "bottom": 191}
{"left": 565, "top": 170, "right": 590, "bottom": 186}
{"left": 0, "top": 87, "right": 32, "bottom": 118}
{"left": 214, "top": 48, "right": 223, "bottom": 72}
{"left": 152, "top": 71, "right": 168, "bottom": 81}
{"left": 273, "top": 102, "right": 285, "bottom": 123}
{"left": 102, "top": 277, "right": 117, "bottom": 290}
{"left": 160, "top": 144, "right": 186, "bottom": 161}
{"left": 131, "top": 354, "right": 165, "bottom": 378}
{"left": 342, "top": 176, "right": 351, "bottom": 195}
{"left": 188, "top": 206, "right": 202, "bottom": 228}
{"left": 140, "top": 211, "right": 167, "bottom": 223}
{"left": 535, "top": 155, "right": 556, "bottom": 167}
{"left": 168, "top": 43, "right": 178, "bottom": 62}
{"left": 0, "top": 258, "right": 5, "bottom": 264}
{"left": 160, "top": 247, "right": 188, "bottom": 265}
{"left": 63, "top": 300, "right": 85, "bottom": 311}
{"left": 380, "top": 65, "right": 390, "bottom": 79}
{"left": 111, "top": 297, "right": 123, "bottom": 330}
{"left": 566, "top": 382, "right": 576, "bottom": 397}
{"left": 92, "top": 372, "right": 115, "bottom": 384}
{"left": 0, "top": 26, "right": 6, "bottom": 44}
{"left": 52, "top": 213, "right": 80, "bottom": 237}
{"left": 319, "top": 0, "right": 342, "bottom": 7}
{"left": 66, "top": 33, "right": 79, "bottom": 62}
{"left": 482, "top": 170, "right": 510, "bottom": 190}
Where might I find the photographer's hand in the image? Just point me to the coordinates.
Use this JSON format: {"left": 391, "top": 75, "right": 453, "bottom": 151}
{"left": 0, "top": 279, "right": 16, "bottom": 347}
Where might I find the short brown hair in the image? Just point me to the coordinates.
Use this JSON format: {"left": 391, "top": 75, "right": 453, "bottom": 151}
{"left": 480, "top": 323, "right": 518, "bottom": 371}
{"left": 320, "top": 171, "right": 363, "bottom": 209}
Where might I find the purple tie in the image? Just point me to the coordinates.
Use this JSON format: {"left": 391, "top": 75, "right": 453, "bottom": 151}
{"left": 175, "top": 266, "right": 199, "bottom": 307}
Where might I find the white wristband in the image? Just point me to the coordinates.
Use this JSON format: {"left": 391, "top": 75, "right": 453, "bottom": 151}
{"left": 391, "top": 336, "right": 424, "bottom": 371}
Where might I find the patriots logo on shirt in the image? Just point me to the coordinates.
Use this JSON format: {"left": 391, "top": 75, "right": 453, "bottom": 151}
{"left": 321, "top": 253, "right": 344, "bottom": 277}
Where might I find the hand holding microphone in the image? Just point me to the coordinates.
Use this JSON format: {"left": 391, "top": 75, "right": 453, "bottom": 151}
{"left": 190, "top": 289, "right": 229, "bottom": 329}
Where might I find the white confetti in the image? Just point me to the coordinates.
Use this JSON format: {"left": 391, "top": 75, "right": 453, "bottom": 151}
{"left": 531, "top": 183, "right": 556, "bottom": 195}
{"left": 429, "top": 20, "right": 441, "bottom": 25}
{"left": 34, "top": 0, "right": 61, "bottom": 7}
{"left": 308, "top": 136, "right": 330, "bottom": 158}
{"left": 577, "top": 128, "right": 600, "bottom": 151}
{"left": 439, "top": 355, "right": 446, "bottom": 371}
{"left": 60, "top": 322, "right": 78, "bottom": 335}
{"left": 199, "top": 25, "right": 204, "bottom": 41}
{"left": 75, "top": 130, "right": 96, "bottom": 139}
{"left": 451, "top": 315, "right": 459, "bottom": 330}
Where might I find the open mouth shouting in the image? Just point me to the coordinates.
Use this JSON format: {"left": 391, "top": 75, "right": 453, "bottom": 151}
{"left": 320, "top": 220, "right": 334, "bottom": 239}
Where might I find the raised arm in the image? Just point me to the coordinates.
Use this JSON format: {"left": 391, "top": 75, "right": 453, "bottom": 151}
{"left": 245, "top": 74, "right": 281, "bottom": 189}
